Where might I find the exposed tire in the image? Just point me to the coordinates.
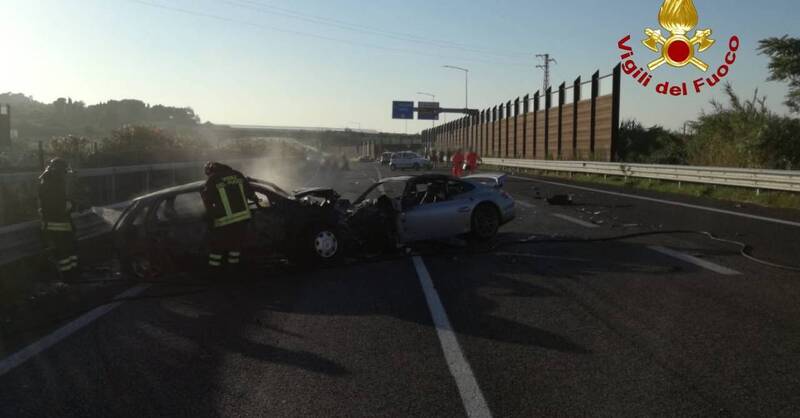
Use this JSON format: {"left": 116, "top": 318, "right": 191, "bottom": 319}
{"left": 413, "top": 163, "right": 421, "bottom": 171}
{"left": 471, "top": 203, "right": 500, "bottom": 241}
{"left": 120, "top": 252, "right": 159, "bottom": 280}
{"left": 390, "top": 164, "right": 397, "bottom": 171}
{"left": 291, "top": 223, "right": 342, "bottom": 265}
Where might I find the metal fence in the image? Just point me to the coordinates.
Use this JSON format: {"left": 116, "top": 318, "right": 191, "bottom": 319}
{"left": 483, "top": 158, "right": 800, "bottom": 193}
{"left": 0, "top": 158, "right": 267, "bottom": 225}
{"left": 422, "top": 64, "right": 621, "bottom": 162}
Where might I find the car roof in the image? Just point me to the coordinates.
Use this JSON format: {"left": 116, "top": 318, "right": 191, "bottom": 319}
{"left": 132, "top": 178, "right": 290, "bottom": 201}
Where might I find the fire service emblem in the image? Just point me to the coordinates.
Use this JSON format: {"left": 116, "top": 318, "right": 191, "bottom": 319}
{"left": 642, "top": 0, "right": 714, "bottom": 71}
{"left": 617, "top": 0, "right": 740, "bottom": 97}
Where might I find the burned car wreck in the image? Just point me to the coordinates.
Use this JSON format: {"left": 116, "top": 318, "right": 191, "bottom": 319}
{"left": 112, "top": 178, "right": 346, "bottom": 278}
{"left": 113, "top": 173, "right": 515, "bottom": 278}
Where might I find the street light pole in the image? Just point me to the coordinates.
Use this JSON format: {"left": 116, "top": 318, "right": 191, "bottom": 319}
{"left": 442, "top": 65, "right": 469, "bottom": 109}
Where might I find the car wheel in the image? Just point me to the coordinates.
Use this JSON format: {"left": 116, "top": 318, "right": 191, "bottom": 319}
{"left": 120, "top": 251, "right": 159, "bottom": 280}
{"left": 291, "top": 223, "right": 342, "bottom": 265}
{"left": 471, "top": 203, "right": 500, "bottom": 241}
{"left": 413, "top": 163, "right": 420, "bottom": 171}
{"left": 390, "top": 164, "right": 397, "bottom": 171}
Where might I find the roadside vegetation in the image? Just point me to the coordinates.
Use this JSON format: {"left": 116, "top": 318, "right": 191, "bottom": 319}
{"left": 618, "top": 36, "right": 800, "bottom": 170}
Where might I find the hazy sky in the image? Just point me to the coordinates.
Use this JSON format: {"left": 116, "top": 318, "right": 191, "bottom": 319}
{"left": 3, "top": 0, "right": 798, "bottom": 133}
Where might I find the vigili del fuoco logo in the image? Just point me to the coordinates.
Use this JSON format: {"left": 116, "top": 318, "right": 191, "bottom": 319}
{"left": 617, "top": 0, "right": 740, "bottom": 97}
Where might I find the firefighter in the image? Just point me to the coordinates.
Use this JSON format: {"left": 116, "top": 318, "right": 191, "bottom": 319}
{"left": 39, "top": 158, "right": 79, "bottom": 280}
{"left": 200, "top": 162, "right": 258, "bottom": 273}
{"left": 451, "top": 149, "right": 465, "bottom": 177}
{"left": 466, "top": 149, "right": 479, "bottom": 175}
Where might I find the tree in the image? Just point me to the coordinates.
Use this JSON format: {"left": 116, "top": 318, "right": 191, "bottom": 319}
{"left": 617, "top": 120, "right": 687, "bottom": 164}
{"left": 687, "top": 83, "right": 800, "bottom": 169}
{"left": 758, "top": 36, "right": 800, "bottom": 113}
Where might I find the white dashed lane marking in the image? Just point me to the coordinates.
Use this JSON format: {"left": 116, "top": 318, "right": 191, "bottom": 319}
{"left": 648, "top": 245, "right": 742, "bottom": 275}
{"left": 514, "top": 200, "right": 536, "bottom": 210}
{"left": 551, "top": 213, "right": 600, "bottom": 228}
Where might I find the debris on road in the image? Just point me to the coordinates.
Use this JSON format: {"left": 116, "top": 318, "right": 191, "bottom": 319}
{"left": 546, "top": 194, "right": 573, "bottom": 205}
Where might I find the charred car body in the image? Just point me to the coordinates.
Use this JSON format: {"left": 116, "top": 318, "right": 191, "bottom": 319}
{"left": 112, "top": 179, "right": 345, "bottom": 278}
{"left": 113, "top": 173, "right": 514, "bottom": 277}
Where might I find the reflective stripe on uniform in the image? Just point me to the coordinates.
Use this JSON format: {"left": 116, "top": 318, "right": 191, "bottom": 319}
{"left": 70, "top": 255, "right": 79, "bottom": 261}
{"left": 213, "top": 210, "right": 251, "bottom": 228}
{"left": 59, "top": 258, "right": 73, "bottom": 265}
{"left": 209, "top": 254, "right": 223, "bottom": 260}
{"left": 228, "top": 251, "right": 241, "bottom": 256}
{"left": 212, "top": 176, "right": 251, "bottom": 228}
{"left": 228, "top": 258, "right": 240, "bottom": 264}
{"left": 58, "top": 263, "right": 74, "bottom": 272}
{"left": 208, "top": 260, "right": 222, "bottom": 267}
{"left": 43, "top": 222, "right": 72, "bottom": 232}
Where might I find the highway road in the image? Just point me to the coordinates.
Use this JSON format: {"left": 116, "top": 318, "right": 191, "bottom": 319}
{"left": 1, "top": 162, "right": 799, "bottom": 417}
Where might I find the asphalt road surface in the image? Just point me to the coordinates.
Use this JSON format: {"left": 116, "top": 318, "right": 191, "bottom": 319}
{"left": 1, "top": 162, "right": 799, "bottom": 417}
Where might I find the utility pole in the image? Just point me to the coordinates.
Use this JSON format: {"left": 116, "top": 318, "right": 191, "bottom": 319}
{"left": 536, "top": 54, "right": 557, "bottom": 92}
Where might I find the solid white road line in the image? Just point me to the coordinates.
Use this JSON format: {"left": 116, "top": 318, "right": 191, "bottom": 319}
{"left": 648, "top": 246, "right": 742, "bottom": 275}
{"left": 510, "top": 176, "right": 800, "bottom": 228}
{"left": 551, "top": 213, "right": 600, "bottom": 228}
{"left": 411, "top": 256, "right": 492, "bottom": 418}
{"left": 515, "top": 200, "right": 537, "bottom": 210}
{"left": 0, "top": 285, "right": 150, "bottom": 377}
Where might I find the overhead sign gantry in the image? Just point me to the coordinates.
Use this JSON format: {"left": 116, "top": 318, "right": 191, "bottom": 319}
{"left": 391, "top": 101, "right": 478, "bottom": 120}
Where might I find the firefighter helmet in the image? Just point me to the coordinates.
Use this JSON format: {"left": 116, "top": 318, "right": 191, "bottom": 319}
{"left": 204, "top": 161, "right": 218, "bottom": 176}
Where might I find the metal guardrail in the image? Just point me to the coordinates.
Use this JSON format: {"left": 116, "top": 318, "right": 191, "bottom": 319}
{"left": 0, "top": 159, "right": 270, "bottom": 266}
{"left": 0, "top": 160, "right": 225, "bottom": 185}
{"left": 0, "top": 202, "right": 129, "bottom": 266}
{"left": 483, "top": 158, "right": 800, "bottom": 193}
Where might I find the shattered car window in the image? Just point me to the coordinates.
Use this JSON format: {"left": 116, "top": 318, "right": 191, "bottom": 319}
{"left": 155, "top": 193, "right": 206, "bottom": 222}
{"left": 447, "top": 180, "right": 475, "bottom": 197}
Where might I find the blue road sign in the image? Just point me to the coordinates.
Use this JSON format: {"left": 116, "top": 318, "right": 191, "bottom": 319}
{"left": 392, "top": 101, "right": 414, "bottom": 120}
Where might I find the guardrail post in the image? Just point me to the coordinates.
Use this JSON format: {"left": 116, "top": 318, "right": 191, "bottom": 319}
{"left": 545, "top": 87, "right": 552, "bottom": 160}
{"left": 533, "top": 91, "right": 540, "bottom": 159}
{"left": 591, "top": 70, "right": 600, "bottom": 157}
{"left": 522, "top": 95, "right": 529, "bottom": 159}
{"left": 558, "top": 82, "right": 565, "bottom": 160}
{"left": 573, "top": 76, "right": 581, "bottom": 160}
{"left": 611, "top": 63, "right": 622, "bottom": 162}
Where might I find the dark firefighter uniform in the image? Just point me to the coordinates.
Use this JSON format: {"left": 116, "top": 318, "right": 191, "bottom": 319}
{"left": 200, "top": 162, "right": 257, "bottom": 270}
{"left": 38, "top": 158, "right": 79, "bottom": 278}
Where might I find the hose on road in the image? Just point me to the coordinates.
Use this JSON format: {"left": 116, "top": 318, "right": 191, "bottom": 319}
{"left": 5, "top": 228, "right": 797, "bottom": 341}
